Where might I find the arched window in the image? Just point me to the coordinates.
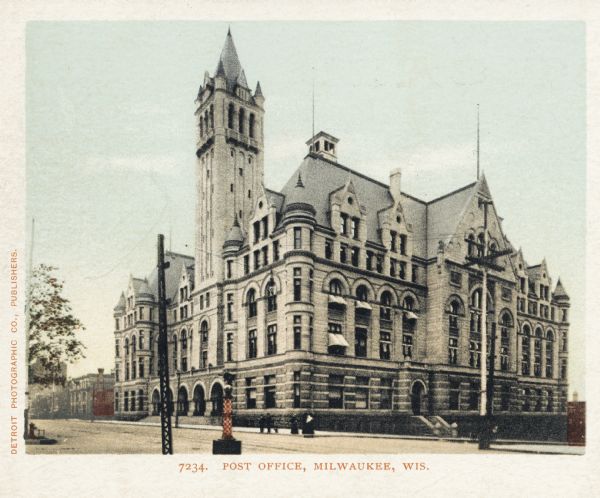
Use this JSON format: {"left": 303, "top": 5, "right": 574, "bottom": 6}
{"left": 329, "top": 279, "right": 343, "bottom": 295}
{"left": 546, "top": 330, "right": 554, "bottom": 377}
{"left": 447, "top": 299, "right": 461, "bottom": 365}
{"left": 534, "top": 327, "right": 543, "bottom": 376}
{"left": 181, "top": 330, "right": 187, "bottom": 351}
{"left": 247, "top": 288, "right": 257, "bottom": 318}
{"left": 266, "top": 280, "right": 277, "bottom": 312}
{"left": 249, "top": 113, "right": 255, "bottom": 138}
{"left": 172, "top": 334, "right": 178, "bottom": 371}
{"left": 199, "top": 116, "right": 204, "bottom": 136}
{"left": 356, "top": 285, "right": 369, "bottom": 302}
{"left": 228, "top": 103, "right": 234, "bottom": 129}
{"left": 239, "top": 107, "right": 245, "bottom": 134}
{"left": 471, "top": 289, "right": 482, "bottom": 310}
{"left": 131, "top": 334, "right": 137, "bottom": 354}
{"left": 124, "top": 338, "right": 129, "bottom": 356}
{"left": 403, "top": 295, "right": 415, "bottom": 311}
{"left": 521, "top": 324, "right": 531, "bottom": 375}
{"left": 200, "top": 320, "right": 208, "bottom": 343}
{"left": 380, "top": 291, "right": 393, "bottom": 321}
{"left": 500, "top": 312, "right": 512, "bottom": 371}
{"left": 139, "top": 332, "right": 144, "bottom": 350}
{"left": 448, "top": 299, "right": 461, "bottom": 334}
{"left": 209, "top": 104, "right": 214, "bottom": 129}
{"left": 204, "top": 110, "right": 209, "bottom": 133}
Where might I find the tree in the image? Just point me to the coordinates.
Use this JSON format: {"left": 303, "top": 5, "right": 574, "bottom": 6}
{"left": 28, "top": 264, "right": 86, "bottom": 386}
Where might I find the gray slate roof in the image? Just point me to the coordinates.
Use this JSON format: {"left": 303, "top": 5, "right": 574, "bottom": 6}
{"left": 279, "top": 154, "right": 481, "bottom": 260}
{"left": 426, "top": 182, "right": 478, "bottom": 259}
{"left": 280, "top": 155, "right": 399, "bottom": 246}
{"left": 146, "top": 251, "right": 194, "bottom": 303}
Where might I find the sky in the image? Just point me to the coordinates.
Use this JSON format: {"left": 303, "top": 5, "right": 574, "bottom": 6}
{"left": 26, "top": 21, "right": 585, "bottom": 397}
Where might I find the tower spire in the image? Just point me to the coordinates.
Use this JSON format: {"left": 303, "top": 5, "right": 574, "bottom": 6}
{"left": 311, "top": 68, "right": 315, "bottom": 151}
{"left": 476, "top": 104, "right": 480, "bottom": 180}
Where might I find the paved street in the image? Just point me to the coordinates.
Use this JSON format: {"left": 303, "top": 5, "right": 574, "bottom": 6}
{"left": 27, "top": 419, "right": 490, "bottom": 455}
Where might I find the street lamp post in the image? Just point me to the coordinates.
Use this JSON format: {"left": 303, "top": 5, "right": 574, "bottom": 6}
{"left": 175, "top": 370, "right": 181, "bottom": 428}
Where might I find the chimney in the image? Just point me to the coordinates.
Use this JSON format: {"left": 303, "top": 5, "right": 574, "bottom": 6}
{"left": 389, "top": 168, "right": 402, "bottom": 201}
{"left": 306, "top": 131, "right": 339, "bottom": 162}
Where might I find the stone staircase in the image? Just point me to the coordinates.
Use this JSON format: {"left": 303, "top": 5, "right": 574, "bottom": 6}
{"left": 409, "top": 415, "right": 455, "bottom": 437}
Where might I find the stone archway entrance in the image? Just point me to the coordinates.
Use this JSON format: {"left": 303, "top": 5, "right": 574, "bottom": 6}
{"left": 193, "top": 385, "right": 206, "bottom": 416}
{"left": 151, "top": 389, "right": 160, "bottom": 415}
{"left": 411, "top": 381, "right": 427, "bottom": 416}
{"left": 210, "top": 383, "right": 224, "bottom": 416}
{"left": 177, "top": 386, "right": 189, "bottom": 416}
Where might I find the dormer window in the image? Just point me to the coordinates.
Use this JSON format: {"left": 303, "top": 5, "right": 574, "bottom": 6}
{"left": 351, "top": 218, "right": 359, "bottom": 239}
{"left": 340, "top": 214, "right": 348, "bottom": 235}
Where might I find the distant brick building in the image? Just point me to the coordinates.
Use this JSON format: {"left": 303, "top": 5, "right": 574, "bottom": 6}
{"left": 69, "top": 368, "right": 115, "bottom": 419}
{"left": 112, "top": 31, "right": 570, "bottom": 430}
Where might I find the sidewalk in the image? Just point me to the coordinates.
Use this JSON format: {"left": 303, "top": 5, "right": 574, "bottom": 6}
{"left": 91, "top": 419, "right": 583, "bottom": 454}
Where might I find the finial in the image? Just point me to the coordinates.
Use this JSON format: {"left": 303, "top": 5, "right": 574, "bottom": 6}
{"left": 296, "top": 172, "right": 304, "bottom": 188}
{"left": 233, "top": 212, "right": 240, "bottom": 227}
{"left": 228, "top": 25, "right": 231, "bottom": 36}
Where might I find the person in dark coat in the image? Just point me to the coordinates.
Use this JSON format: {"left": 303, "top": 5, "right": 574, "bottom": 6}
{"left": 290, "top": 416, "right": 299, "bottom": 435}
{"left": 301, "top": 412, "right": 308, "bottom": 435}
{"left": 266, "top": 413, "right": 273, "bottom": 434}
{"left": 304, "top": 412, "right": 315, "bottom": 436}
{"left": 258, "top": 415, "right": 265, "bottom": 434}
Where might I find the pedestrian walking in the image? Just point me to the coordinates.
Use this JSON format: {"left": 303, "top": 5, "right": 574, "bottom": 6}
{"left": 290, "top": 416, "right": 299, "bottom": 435}
{"left": 259, "top": 415, "right": 265, "bottom": 434}
{"left": 266, "top": 413, "right": 273, "bottom": 434}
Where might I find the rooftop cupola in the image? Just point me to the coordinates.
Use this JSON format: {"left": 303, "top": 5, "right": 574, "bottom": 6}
{"left": 306, "top": 131, "right": 339, "bottom": 162}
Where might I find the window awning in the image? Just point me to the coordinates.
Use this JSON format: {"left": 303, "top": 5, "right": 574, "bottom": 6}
{"left": 355, "top": 300, "right": 372, "bottom": 311}
{"left": 404, "top": 311, "right": 419, "bottom": 320}
{"left": 328, "top": 333, "right": 350, "bottom": 348}
{"left": 328, "top": 294, "right": 346, "bottom": 306}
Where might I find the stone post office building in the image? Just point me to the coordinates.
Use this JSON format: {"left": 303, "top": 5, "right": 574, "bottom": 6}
{"left": 112, "top": 31, "right": 570, "bottom": 435}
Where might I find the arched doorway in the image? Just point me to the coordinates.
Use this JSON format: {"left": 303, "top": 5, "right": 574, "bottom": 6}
{"left": 177, "top": 386, "right": 189, "bottom": 416}
{"left": 210, "top": 383, "right": 224, "bottom": 416}
{"left": 193, "top": 385, "right": 206, "bottom": 416}
{"left": 151, "top": 389, "right": 160, "bottom": 415}
{"left": 411, "top": 380, "right": 427, "bottom": 416}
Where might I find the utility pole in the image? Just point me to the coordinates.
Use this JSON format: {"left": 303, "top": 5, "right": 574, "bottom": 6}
{"left": 157, "top": 234, "right": 173, "bottom": 454}
{"left": 465, "top": 199, "right": 512, "bottom": 449}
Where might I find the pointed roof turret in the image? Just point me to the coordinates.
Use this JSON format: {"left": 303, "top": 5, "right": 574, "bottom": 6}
{"left": 216, "top": 29, "right": 244, "bottom": 90}
{"left": 553, "top": 278, "right": 570, "bottom": 301}
{"left": 255, "top": 80, "right": 263, "bottom": 97}
{"left": 216, "top": 59, "right": 226, "bottom": 78}
{"left": 237, "top": 69, "right": 249, "bottom": 88}
{"left": 283, "top": 170, "right": 316, "bottom": 218}
{"left": 137, "top": 278, "right": 155, "bottom": 300}
{"left": 113, "top": 292, "right": 126, "bottom": 312}
{"left": 223, "top": 214, "right": 244, "bottom": 249}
